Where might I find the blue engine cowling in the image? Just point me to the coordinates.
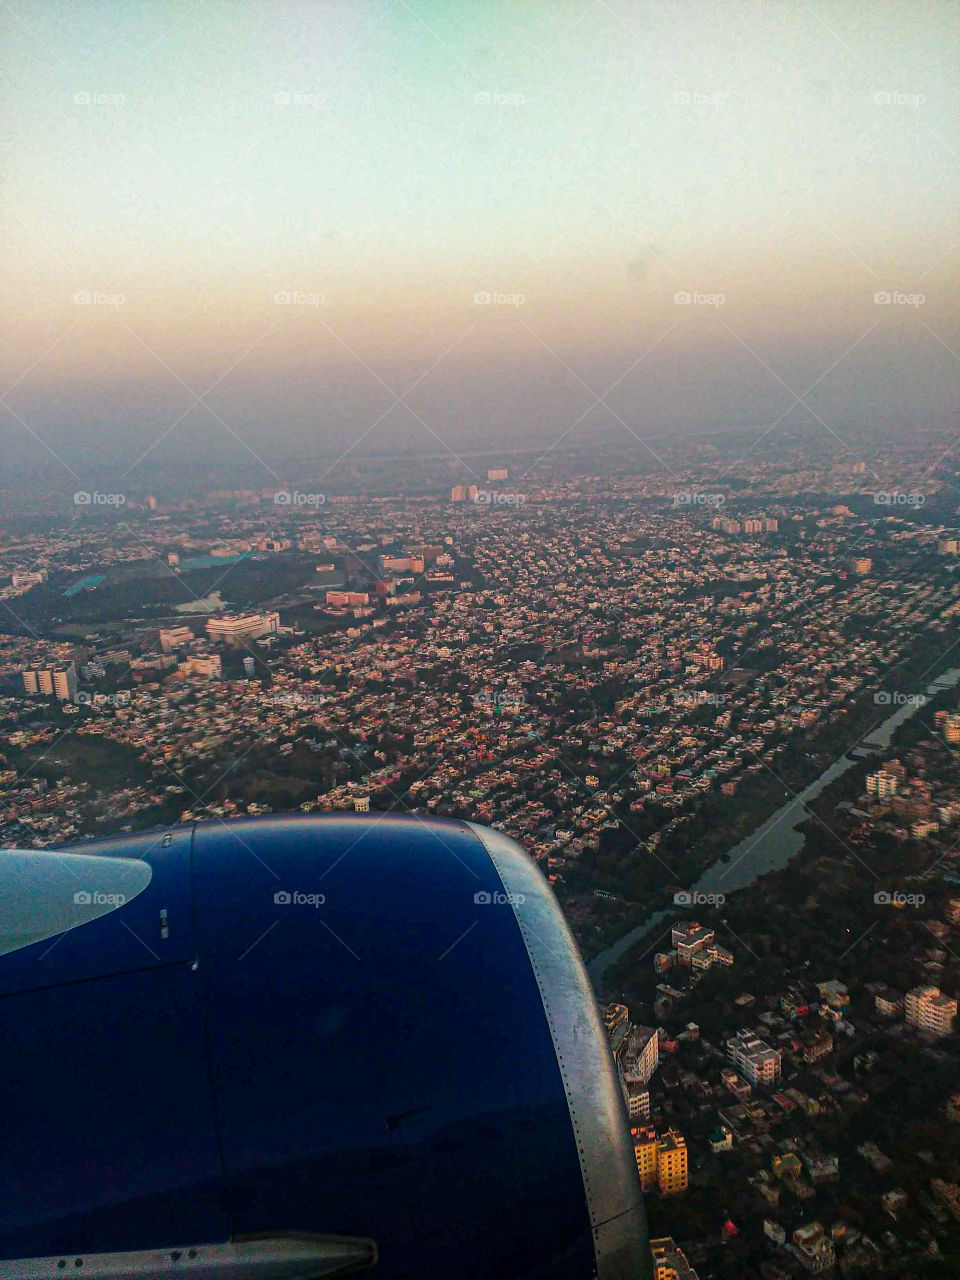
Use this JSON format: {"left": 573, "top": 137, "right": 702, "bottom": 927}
{"left": 0, "top": 815, "right": 647, "bottom": 1279}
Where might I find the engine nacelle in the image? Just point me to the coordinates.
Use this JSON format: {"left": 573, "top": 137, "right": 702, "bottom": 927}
{"left": 0, "top": 815, "right": 647, "bottom": 1278}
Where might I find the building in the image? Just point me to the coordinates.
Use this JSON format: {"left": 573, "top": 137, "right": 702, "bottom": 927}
{"left": 650, "top": 1237, "right": 699, "bottom": 1280}
{"left": 159, "top": 625, "right": 195, "bottom": 653}
{"left": 378, "top": 555, "right": 425, "bottom": 575}
{"left": 802, "top": 1027, "right": 833, "bottom": 1063}
{"left": 242, "top": 656, "right": 256, "bottom": 677}
{"left": 866, "top": 768, "right": 899, "bottom": 799}
{"left": 727, "top": 1032, "right": 782, "bottom": 1086}
{"left": 602, "top": 1003, "right": 629, "bottom": 1036}
{"left": 656, "top": 1130, "right": 689, "bottom": 1195}
{"left": 52, "top": 665, "right": 78, "bottom": 702}
{"left": 22, "top": 664, "right": 76, "bottom": 701}
{"left": 325, "top": 590, "right": 370, "bottom": 608}
{"left": 206, "top": 612, "right": 279, "bottom": 645}
{"left": 671, "top": 921, "right": 715, "bottom": 966}
{"left": 743, "top": 516, "right": 778, "bottom": 533}
{"left": 450, "top": 485, "right": 467, "bottom": 502}
{"left": 791, "top": 1222, "right": 836, "bottom": 1272}
{"left": 870, "top": 984, "right": 903, "bottom": 1018}
{"left": 691, "top": 942, "right": 734, "bottom": 971}
{"left": 851, "top": 557, "right": 872, "bottom": 574}
{"left": 353, "top": 796, "right": 370, "bottom": 813}
{"left": 487, "top": 467, "right": 509, "bottom": 482}
{"left": 632, "top": 1125, "right": 658, "bottom": 1190}
{"left": 905, "top": 985, "right": 957, "bottom": 1037}
{"left": 629, "top": 1125, "right": 688, "bottom": 1195}
{"left": 619, "top": 1024, "right": 659, "bottom": 1118}
{"left": 944, "top": 714, "right": 960, "bottom": 747}
{"left": 177, "top": 654, "right": 222, "bottom": 679}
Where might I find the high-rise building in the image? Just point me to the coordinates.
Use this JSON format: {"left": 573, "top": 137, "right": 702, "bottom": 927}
{"left": 905, "top": 985, "right": 957, "bottom": 1037}
{"left": 487, "top": 467, "right": 508, "bottom": 482}
{"left": 656, "top": 1129, "right": 688, "bottom": 1195}
{"left": 52, "top": 665, "right": 78, "bottom": 702}
{"left": 651, "top": 1237, "right": 699, "bottom": 1280}
{"left": 631, "top": 1125, "right": 658, "bottom": 1191}
{"left": 450, "top": 485, "right": 467, "bottom": 502}
{"left": 619, "top": 1024, "right": 659, "bottom": 1118}
{"left": 242, "top": 656, "right": 256, "bottom": 677}
{"left": 852, "top": 557, "right": 872, "bottom": 574}
{"left": 23, "top": 664, "right": 76, "bottom": 700}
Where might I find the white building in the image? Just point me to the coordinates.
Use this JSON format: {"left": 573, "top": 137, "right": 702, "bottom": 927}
{"left": 905, "top": 986, "right": 957, "bottom": 1037}
{"left": 206, "top": 612, "right": 279, "bottom": 646}
{"left": 726, "top": 1032, "right": 781, "bottom": 1086}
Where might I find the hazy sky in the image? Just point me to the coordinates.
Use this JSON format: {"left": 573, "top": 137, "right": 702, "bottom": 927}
{"left": 2, "top": 0, "right": 958, "bottom": 484}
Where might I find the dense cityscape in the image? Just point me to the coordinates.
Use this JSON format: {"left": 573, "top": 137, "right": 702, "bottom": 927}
{"left": 3, "top": 428, "right": 960, "bottom": 1277}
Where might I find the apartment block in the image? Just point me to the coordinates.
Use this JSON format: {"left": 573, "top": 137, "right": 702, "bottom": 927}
{"left": 727, "top": 1032, "right": 782, "bottom": 1086}
{"left": 905, "top": 985, "right": 957, "bottom": 1037}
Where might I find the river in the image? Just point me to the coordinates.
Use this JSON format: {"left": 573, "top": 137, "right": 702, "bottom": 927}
{"left": 587, "top": 668, "right": 960, "bottom": 990}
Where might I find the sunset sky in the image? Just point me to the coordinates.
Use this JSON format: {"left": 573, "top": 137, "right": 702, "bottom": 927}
{"left": 2, "top": 0, "right": 958, "bottom": 481}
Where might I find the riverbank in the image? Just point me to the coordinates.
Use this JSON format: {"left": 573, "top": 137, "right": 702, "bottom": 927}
{"left": 588, "top": 666, "right": 960, "bottom": 991}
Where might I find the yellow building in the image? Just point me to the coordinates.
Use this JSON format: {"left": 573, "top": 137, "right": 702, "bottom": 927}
{"left": 657, "top": 1129, "right": 689, "bottom": 1195}
{"left": 651, "top": 1236, "right": 699, "bottom": 1279}
{"left": 631, "top": 1125, "right": 659, "bottom": 1191}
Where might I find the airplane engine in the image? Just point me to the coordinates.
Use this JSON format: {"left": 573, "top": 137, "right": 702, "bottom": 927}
{"left": 0, "top": 815, "right": 647, "bottom": 1279}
